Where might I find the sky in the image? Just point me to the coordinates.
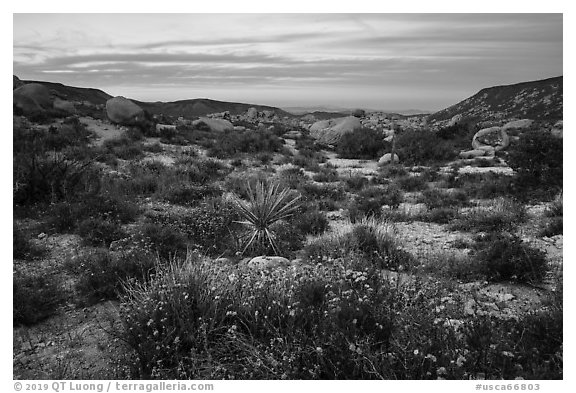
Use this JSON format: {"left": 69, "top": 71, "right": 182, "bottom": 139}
{"left": 13, "top": 13, "right": 563, "bottom": 111}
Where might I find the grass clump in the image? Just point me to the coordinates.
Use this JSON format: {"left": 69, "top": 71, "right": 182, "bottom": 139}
{"left": 14, "top": 268, "right": 64, "bottom": 325}
{"left": 451, "top": 198, "right": 525, "bottom": 233}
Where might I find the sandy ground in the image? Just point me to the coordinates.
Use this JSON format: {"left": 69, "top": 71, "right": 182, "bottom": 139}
{"left": 79, "top": 117, "right": 125, "bottom": 146}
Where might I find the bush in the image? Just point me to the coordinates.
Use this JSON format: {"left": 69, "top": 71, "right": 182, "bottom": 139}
{"left": 456, "top": 172, "right": 514, "bottom": 199}
{"left": 507, "top": 129, "right": 562, "bottom": 197}
{"left": 103, "top": 137, "right": 144, "bottom": 160}
{"left": 336, "top": 128, "right": 388, "bottom": 159}
{"left": 312, "top": 166, "right": 339, "bottom": 182}
{"left": 424, "top": 207, "right": 459, "bottom": 224}
{"left": 396, "top": 175, "right": 427, "bottom": 192}
{"left": 138, "top": 223, "right": 189, "bottom": 260}
{"left": 348, "top": 185, "right": 403, "bottom": 222}
{"left": 161, "top": 183, "right": 222, "bottom": 206}
{"left": 77, "top": 218, "right": 126, "bottom": 247}
{"left": 395, "top": 129, "right": 458, "bottom": 165}
{"left": 66, "top": 248, "right": 155, "bottom": 305}
{"left": 294, "top": 205, "right": 329, "bottom": 236}
{"left": 475, "top": 234, "right": 547, "bottom": 283}
{"left": 208, "top": 129, "right": 284, "bottom": 158}
{"left": 344, "top": 173, "right": 368, "bottom": 191}
{"left": 418, "top": 189, "right": 469, "bottom": 209}
{"left": 539, "top": 217, "right": 563, "bottom": 237}
{"left": 13, "top": 225, "right": 45, "bottom": 259}
{"left": 14, "top": 268, "right": 64, "bottom": 325}
{"left": 451, "top": 198, "right": 525, "bottom": 233}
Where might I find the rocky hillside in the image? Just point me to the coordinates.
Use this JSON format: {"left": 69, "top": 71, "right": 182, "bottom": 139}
{"left": 14, "top": 76, "right": 111, "bottom": 105}
{"left": 428, "top": 76, "right": 563, "bottom": 124}
{"left": 135, "top": 98, "right": 292, "bottom": 119}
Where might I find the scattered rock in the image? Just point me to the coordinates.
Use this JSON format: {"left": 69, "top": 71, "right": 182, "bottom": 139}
{"left": 378, "top": 153, "right": 400, "bottom": 165}
{"left": 37, "top": 233, "right": 47, "bottom": 240}
{"left": 247, "top": 256, "right": 291, "bottom": 270}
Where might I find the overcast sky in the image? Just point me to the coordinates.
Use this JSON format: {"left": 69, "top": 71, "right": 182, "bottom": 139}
{"left": 13, "top": 13, "right": 562, "bottom": 111}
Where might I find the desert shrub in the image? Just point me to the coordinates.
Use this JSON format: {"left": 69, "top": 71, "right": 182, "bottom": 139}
{"left": 277, "top": 166, "right": 308, "bottom": 189}
{"left": 507, "top": 129, "right": 562, "bottom": 197}
{"left": 77, "top": 218, "right": 126, "bottom": 247}
{"left": 161, "top": 183, "right": 222, "bottom": 206}
{"left": 539, "top": 217, "right": 563, "bottom": 237}
{"left": 451, "top": 198, "right": 525, "bottom": 233}
{"left": 343, "top": 173, "right": 368, "bottom": 191}
{"left": 312, "top": 166, "right": 339, "bottom": 182}
{"left": 293, "top": 204, "right": 329, "bottom": 236}
{"left": 414, "top": 251, "right": 485, "bottom": 281}
{"left": 118, "top": 252, "right": 560, "bottom": 380}
{"left": 456, "top": 172, "right": 514, "bottom": 199}
{"left": 46, "top": 193, "right": 139, "bottom": 233}
{"left": 66, "top": 248, "right": 155, "bottom": 305}
{"left": 475, "top": 234, "right": 547, "bottom": 283}
{"left": 103, "top": 137, "right": 144, "bottom": 160}
{"left": 545, "top": 195, "right": 563, "bottom": 217}
{"left": 224, "top": 171, "right": 271, "bottom": 198}
{"left": 13, "top": 225, "right": 45, "bottom": 260}
{"left": 208, "top": 129, "right": 284, "bottom": 158}
{"left": 336, "top": 128, "right": 388, "bottom": 159}
{"left": 395, "top": 129, "right": 458, "bottom": 165}
{"left": 144, "top": 142, "right": 163, "bottom": 153}
{"left": 138, "top": 223, "right": 189, "bottom": 260}
{"left": 305, "top": 217, "right": 411, "bottom": 271}
{"left": 291, "top": 153, "right": 322, "bottom": 171}
{"left": 300, "top": 182, "right": 346, "bottom": 201}
{"left": 152, "top": 199, "right": 239, "bottom": 256}
{"left": 14, "top": 268, "right": 64, "bottom": 325}
{"left": 396, "top": 175, "right": 427, "bottom": 192}
{"left": 26, "top": 108, "right": 70, "bottom": 124}
{"left": 424, "top": 207, "right": 459, "bottom": 224}
{"left": 418, "top": 189, "right": 469, "bottom": 209}
{"left": 377, "top": 165, "right": 408, "bottom": 179}
{"left": 348, "top": 185, "right": 403, "bottom": 222}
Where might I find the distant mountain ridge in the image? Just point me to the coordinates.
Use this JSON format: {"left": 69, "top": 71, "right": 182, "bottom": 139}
{"left": 428, "top": 76, "right": 563, "bottom": 124}
{"left": 13, "top": 76, "right": 291, "bottom": 118}
{"left": 135, "top": 98, "right": 292, "bottom": 118}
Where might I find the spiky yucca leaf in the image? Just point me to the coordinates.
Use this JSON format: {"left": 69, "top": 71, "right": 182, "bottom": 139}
{"left": 233, "top": 181, "right": 301, "bottom": 255}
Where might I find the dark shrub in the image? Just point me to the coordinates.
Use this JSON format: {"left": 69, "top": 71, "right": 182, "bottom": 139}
{"left": 208, "top": 129, "right": 284, "bottom": 158}
{"left": 349, "top": 185, "right": 404, "bottom": 221}
{"left": 476, "top": 234, "right": 547, "bottom": 283}
{"left": 539, "top": 217, "right": 562, "bottom": 237}
{"left": 396, "top": 129, "right": 458, "bottom": 165}
{"left": 451, "top": 198, "right": 525, "bottom": 233}
{"left": 68, "top": 248, "right": 155, "bottom": 304}
{"left": 161, "top": 183, "right": 222, "bottom": 206}
{"left": 418, "top": 189, "right": 469, "bottom": 209}
{"left": 336, "top": 128, "right": 388, "bottom": 159}
{"left": 294, "top": 205, "right": 329, "bottom": 236}
{"left": 344, "top": 173, "right": 369, "bottom": 191}
{"left": 300, "top": 182, "right": 346, "bottom": 201}
{"left": 13, "top": 225, "right": 45, "bottom": 259}
{"left": 507, "top": 129, "right": 562, "bottom": 197}
{"left": 312, "top": 166, "right": 339, "bottom": 182}
{"left": 139, "top": 223, "right": 189, "bottom": 260}
{"left": 103, "top": 137, "right": 144, "bottom": 160}
{"left": 425, "top": 207, "right": 459, "bottom": 224}
{"left": 14, "top": 269, "right": 64, "bottom": 325}
{"left": 396, "top": 175, "right": 427, "bottom": 192}
{"left": 77, "top": 218, "right": 126, "bottom": 247}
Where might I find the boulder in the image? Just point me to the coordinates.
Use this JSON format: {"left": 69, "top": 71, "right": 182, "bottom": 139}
{"left": 283, "top": 130, "right": 302, "bottom": 140}
{"left": 13, "top": 83, "right": 53, "bottom": 114}
{"left": 352, "top": 109, "right": 366, "bottom": 118}
{"left": 459, "top": 149, "right": 487, "bottom": 159}
{"left": 448, "top": 114, "right": 464, "bottom": 127}
{"left": 247, "top": 256, "right": 291, "bottom": 270}
{"left": 378, "top": 153, "right": 400, "bottom": 165}
{"left": 472, "top": 127, "right": 509, "bottom": 152}
{"left": 106, "top": 96, "right": 146, "bottom": 125}
{"left": 156, "top": 124, "right": 177, "bottom": 133}
{"left": 246, "top": 107, "right": 258, "bottom": 120}
{"left": 310, "top": 116, "right": 362, "bottom": 144}
{"left": 502, "top": 119, "right": 533, "bottom": 130}
{"left": 192, "top": 117, "right": 234, "bottom": 133}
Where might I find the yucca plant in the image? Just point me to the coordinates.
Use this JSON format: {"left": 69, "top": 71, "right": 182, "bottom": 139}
{"left": 232, "top": 181, "right": 301, "bottom": 255}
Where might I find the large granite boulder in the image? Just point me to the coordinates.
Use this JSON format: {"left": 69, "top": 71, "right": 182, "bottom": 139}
{"left": 192, "top": 117, "right": 234, "bottom": 133}
{"left": 106, "top": 96, "right": 146, "bottom": 125}
{"left": 309, "top": 116, "right": 362, "bottom": 144}
{"left": 378, "top": 153, "right": 400, "bottom": 165}
{"left": 502, "top": 119, "right": 533, "bottom": 130}
{"left": 247, "top": 256, "right": 291, "bottom": 270}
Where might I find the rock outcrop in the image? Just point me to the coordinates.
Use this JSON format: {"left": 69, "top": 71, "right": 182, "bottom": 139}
{"left": 106, "top": 96, "right": 146, "bottom": 125}
{"left": 192, "top": 117, "right": 234, "bottom": 133}
{"left": 247, "top": 256, "right": 291, "bottom": 270}
{"left": 309, "top": 116, "right": 362, "bottom": 144}
{"left": 378, "top": 153, "right": 400, "bottom": 165}
{"left": 459, "top": 126, "right": 510, "bottom": 158}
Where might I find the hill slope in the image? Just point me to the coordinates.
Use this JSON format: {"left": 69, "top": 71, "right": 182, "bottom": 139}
{"left": 135, "top": 98, "right": 292, "bottom": 118}
{"left": 13, "top": 76, "right": 290, "bottom": 118}
{"left": 428, "top": 76, "right": 563, "bottom": 124}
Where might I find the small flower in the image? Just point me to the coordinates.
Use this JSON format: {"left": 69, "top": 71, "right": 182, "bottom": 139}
{"left": 437, "top": 367, "right": 447, "bottom": 375}
{"left": 413, "top": 349, "right": 419, "bottom": 356}
{"left": 456, "top": 355, "right": 466, "bottom": 367}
